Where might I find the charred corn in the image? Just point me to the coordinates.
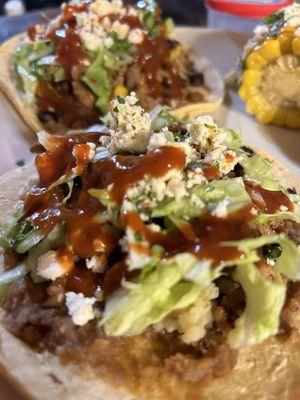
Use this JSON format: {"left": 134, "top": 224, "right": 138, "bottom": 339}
{"left": 238, "top": 4, "right": 300, "bottom": 128}
{"left": 113, "top": 85, "right": 128, "bottom": 97}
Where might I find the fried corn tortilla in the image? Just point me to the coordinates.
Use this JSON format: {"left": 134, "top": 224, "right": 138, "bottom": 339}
{"left": 0, "top": 34, "right": 42, "bottom": 134}
{"left": 0, "top": 150, "right": 300, "bottom": 400}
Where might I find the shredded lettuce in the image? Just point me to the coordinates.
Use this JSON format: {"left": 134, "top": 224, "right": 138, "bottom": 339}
{"left": 0, "top": 202, "right": 24, "bottom": 250}
{"left": 102, "top": 253, "right": 219, "bottom": 336}
{"left": 26, "top": 223, "right": 66, "bottom": 281}
{"left": 253, "top": 211, "right": 300, "bottom": 225}
{"left": 107, "top": 32, "right": 131, "bottom": 55}
{"left": 82, "top": 47, "right": 111, "bottom": 114}
{"left": 224, "top": 128, "right": 242, "bottom": 149}
{"left": 223, "top": 234, "right": 300, "bottom": 280}
{"left": 151, "top": 107, "right": 183, "bottom": 131}
{"left": 0, "top": 264, "right": 26, "bottom": 297}
{"left": 153, "top": 178, "right": 251, "bottom": 219}
{"left": 228, "top": 264, "right": 286, "bottom": 348}
{"left": 222, "top": 234, "right": 300, "bottom": 347}
{"left": 239, "top": 153, "right": 280, "bottom": 191}
{"left": 13, "top": 41, "right": 55, "bottom": 102}
{"left": 0, "top": 203, "right": 45, "bottom": 254}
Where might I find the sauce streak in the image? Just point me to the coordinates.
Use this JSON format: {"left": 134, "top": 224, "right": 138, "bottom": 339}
{"left": 121, "top": 207, "right": 254, "bottom": 267}
{"left": 202, "top": 165, "right": 220, "bottom": 180}
{"left": 137, "top": 35, "right": 183, "bottom": 100}
{"left": 35, "top": 132, "right": 102, "bottom": 186}
{"left": 66, "top": 263, "right": 100, "bottom": 297}
{"left": 245, "top": 181, "right": 293, "bottom": 214}
{"left": 22, "top": 130, "right": 295, "bottom": 297}
{"left": 24, "top": 187, "right": 63, "bottom": 234}
{"left": 93, "top": 146, "right": 186, "bottom": 203}
{"left": 47, "top": 4, "right": 88, "bottom": 75}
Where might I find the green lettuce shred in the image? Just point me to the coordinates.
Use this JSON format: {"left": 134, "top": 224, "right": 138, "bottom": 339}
{"left": 82, "top": 47, "right": 111, "bottom": 114}
{"left": 239, "top": 153, "right": 281, "bottom": 191}
{"left": 227, "top": 264, "right": 286, "bottom": 348}
{"left": 102, "top": 253, "right": 219, "bottom": 336}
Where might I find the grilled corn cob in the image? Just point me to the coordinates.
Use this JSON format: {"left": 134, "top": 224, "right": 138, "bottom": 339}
{"left": 238, "top": 4, "right": 300, "bottom": 128}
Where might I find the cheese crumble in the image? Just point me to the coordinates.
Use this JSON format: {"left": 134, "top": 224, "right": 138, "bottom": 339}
{"left": 73, "top": 0, "right": 145, "bottom": 52}
{"left": 37, "top": 250, "right": 73, "bottom": 281}
{"left": 65, "top": 292, "right": 97, "bottom": 326}
{"left": 108, "top": 92, "right": 152, "bottom": 153}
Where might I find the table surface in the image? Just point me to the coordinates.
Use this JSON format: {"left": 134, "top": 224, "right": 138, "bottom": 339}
{"left": 0, "top": 24, "right": 300, "bottom": 400}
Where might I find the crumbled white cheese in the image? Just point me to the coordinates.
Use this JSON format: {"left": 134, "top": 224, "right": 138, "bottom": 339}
{"left": 75, "top": 0, "right": 144, "bottom": 52}
{"left": 86, "top": 255, "right": 107, "bottom": 273}
{"left": 103, "top": 36, "right": 114, "bottom": 48}
{"left": 127, "top": 6, "right": 138, "bottom": 17}
{"left": 149, "top": 177, "right": 167, "bottom": 202}
{"left": 279, "top": 205, "right": 289, "bottom": 212}
{"left": 186, "top": 169, "right": 206, "bottom": 189}
{"left": 90, "top": 0, "right": 125, "bottom": 18}
{"left": 287, "top": 16, "right": 300, "bottom": 27}
{"left": 212, "top": 199, "right": 229, "bottom": 219}
{"left": 147, "top": 127, "right": 196, "bottom": 164}
{"left": 72, "top": 142, "right": 96, "bottom": 173}
{"left": 187, "top": 115, "right": 218, "bottom": 151}
{"left": 120, "top": 227, "right": 151, "bottom": 270}
{"left": 250, "top": 207, "right": 258, "bottom": 216}
{"left": 37, "top": 250, "right": 73, "bottom": 281}
{"left": 76, "top": 11, "right": 107, "bottom": 52}
{"left": 266, "top": 258, "right": 276, "bottom": 266}
{"left": 165, "top": 174, "right": 187, "bottom": 201}
{"left": 284, "top": 4, "right": 300, "bottom": 24}
{"left": 110, "top": 21, "right": 130, "bottom": 40}
{"left": 109, "top": 92, "right": 152, "bottom": 153}
{"left": 128, "top": 28, "right": 144, "bottom": 45}
{"left": 66, "top": 292, "right": 97, "bottom": 326}
{"left": 155, "top": 283, "right": 219, "bottom": 343}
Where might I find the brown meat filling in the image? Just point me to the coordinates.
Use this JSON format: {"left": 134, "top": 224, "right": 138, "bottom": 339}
{"left": 3, "top": 276, "right": 237, "bottom": 399}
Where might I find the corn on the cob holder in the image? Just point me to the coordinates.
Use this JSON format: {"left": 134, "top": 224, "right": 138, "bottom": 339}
{"left": 238, "top": 4, "right": 300, "bottom": 128}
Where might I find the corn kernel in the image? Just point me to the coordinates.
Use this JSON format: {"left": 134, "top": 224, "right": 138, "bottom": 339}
{"left": 257, "top": 38, "right": 281, "bottom": 62}
{"left": 278, "top": 31, "right": 294, "bottom": 54}
{"left": 256, "top": 104, "right": 277, "bottom": 125}
{"left": 238, "top": 85, "right": 259, "bottom": 101}
{"left": 242, "top": 70, "right": 261, "bottom": 87}
{"left": 271, "top": 108, "right": 287, "bottom": 127}
{"left": 246, "top": 93, "right": 264, "bottom": 115}
{"left": 292, "top": 37, "right": 300, "bottom": 56}
{"left": 286, "top": 109, "right": 300, "bottom": 128}
{"left": 246, "top": 51, "right": 267, "bottom": 70}
{"left": 113, "top": 85, "right": 128, "bottom": 97}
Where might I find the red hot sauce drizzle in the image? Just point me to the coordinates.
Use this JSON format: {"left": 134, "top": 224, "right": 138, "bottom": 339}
{"left": 47, "top": 4, "right": 88, "bottom": 76}
{"left": 121, "top": 208, "right": 254, "bottom": 268}
{"left": 136, "top": 35, "right": 183, "bottom": 100}
{"left": 245, "top": 181, "right": 293, "bottom": 214}
{"left": 20, "top": 132, "right": 295, "bottom": 296}
{"left": 92, "top": 146, "right": 186, "bottom": 203}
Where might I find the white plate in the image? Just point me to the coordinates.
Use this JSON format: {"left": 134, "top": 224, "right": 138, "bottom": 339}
{"left": 0, "top": 27, "right": 299, "bottom": 400}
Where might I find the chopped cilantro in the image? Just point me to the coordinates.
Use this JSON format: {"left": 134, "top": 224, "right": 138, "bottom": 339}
{"left": 263, "top": 243, "right": 282, "bottom": 260}
{"left": 116, "top": 96, "right": 125, "bottom": 104}
{"left": 135, "top": 231, "right": 143, "bottom": 241}
{"left": 263, "top": 11, "right": 284, "bottom": 25}
{"left": 204, "top": 123, "right": 215, "bottom": 129}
